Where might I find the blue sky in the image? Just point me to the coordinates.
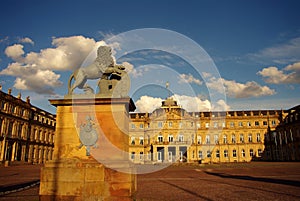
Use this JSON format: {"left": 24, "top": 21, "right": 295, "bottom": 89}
{"left": 0, "top": 0, "right": 300, "bottom": 114}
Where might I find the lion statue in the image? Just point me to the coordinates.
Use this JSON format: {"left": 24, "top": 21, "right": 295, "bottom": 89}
{"left": 67, "top": 46, "right": 124, "bottom": 94}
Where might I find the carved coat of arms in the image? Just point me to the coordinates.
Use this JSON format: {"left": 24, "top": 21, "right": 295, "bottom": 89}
{"left": 78, "top": 116, "right": 98, "bottom": 156}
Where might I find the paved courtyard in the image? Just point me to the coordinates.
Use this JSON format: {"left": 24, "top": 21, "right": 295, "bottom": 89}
{"left": 0, "top": 162, "right": 300, "bottom": 201}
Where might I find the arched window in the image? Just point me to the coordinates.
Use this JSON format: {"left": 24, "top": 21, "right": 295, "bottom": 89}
{"left": 241, "top": 149, "right": 245, "bottom": 157}
{"left": 223, "top": 134, "right": 227, "bottom": 144}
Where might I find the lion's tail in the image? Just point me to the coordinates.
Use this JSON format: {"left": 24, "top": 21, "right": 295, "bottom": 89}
{"left": 67, "top": 72, "right": 75, "bottom": 94}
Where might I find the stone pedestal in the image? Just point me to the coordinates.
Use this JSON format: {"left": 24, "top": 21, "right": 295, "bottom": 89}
{"left": 39, "top": 97, "right": 136, "bottom": 201}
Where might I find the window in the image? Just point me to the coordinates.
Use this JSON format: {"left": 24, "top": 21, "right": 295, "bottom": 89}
{"left": 131, "top": 137, "right": 135, "bottom": 145}
{"left": 258, "top": 149, "right": 262, "bottom": 156}
{"left": 198, "top": 150, "right": 203, "bottom": 159}
{"left": 250, "top": 149, "right": 254, "bottom": 157}
{"left": 216, "top": 150, "right": 220, "bottom": 158}
{"left": 214, "top": 134, "right": 219, "bottom": 144}
{"left": 207, "top": 150, "right": 211, "bottom": 158}
{"left": 157, "top": 152, "right": 162, "bottom": 162}
{"left": 256, "top": 133, "right": 261, "bottom": 142}
{"left": 248, "top": 134, "right": 252, "bottom": 143}
{"left": 230, "top": 122, "right": 235, "bottom": 127}
{"left": 238, "top": 122, "right": 243, "bottom": 127}
{"left": 139, "top": 137, "right": 144, "bottom": 145}
{"left": 168, "top": 121, "right": 173, "bottom": 127}
{"left": 158, "top": 122, "right": 163, "bottom": 128}
{"left": 231, "top": 134, "right": 236, "bottom": 143}
{"left": 213, "top": 122, "right": 218, "bottom": 128}
{"left": 191, "top": 122, "right": 194, "bottom": 127}
{"left": 233, "top": 149, "right": 237, "bottom": 157}
{"left": 255, "top": 121, "right": 259, "bottom": 126}
{"left": 168, "top": 152, "right": 173, "bottom": 162}
{"left": 205, "top": 135, "right": 210, "bottom": 144}
{"left": 223, "top": 134, "right": 227, "bottom": 144}
{"left": 131, "top": 152, "right": 135, "bottom": 160}
{"left": 224, "top": 150, "right": 228, "bottom": 157}
{"left": 240, "top": 134, "right": 244, "bottom": 143}
{"left": 271, "top": 120, "right": 276, "bottom": 126}
{"left": 131, "top": 124, "right": 135, "bottom": 129}
{"left": 158, "top": 135, "right": 163, "bottom": 143}
{"left": 179, "top": 122, "right": 182, "bottom": 128}
{"left": 139, "top": 123, "right": 144, "bottom": 129}
{"left": 205, "top": 123, "right": 209, "bottom": 128}
{"left": 140, "top": 152, "right": 143, "bottom": 160}
{"left": 241, "top": 149, "right": 245, "bottom": 157}
{"left": 247, "top": 121, "right": 251, "bottom": 127}
{"left": 263, "top": 121, "right": 268, "bottom": 126}
{"left": 168, "top": 135, "right": 174, "bottom": 142}
{"left": 222, "top": 122, "right": 226, "bottom": 128}
{"left": 178, "top": 134, "right": 184, "bottom": 142}
{"left": 196, "top": 123, "right": 201, "bottom": 128}
{"left": 197, "top": 136, "right": 202, "bottom": 144}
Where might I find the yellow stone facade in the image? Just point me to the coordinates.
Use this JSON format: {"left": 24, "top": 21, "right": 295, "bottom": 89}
{"left": 0, "top": 88, "right": 55, "bottom": 165}
{"left": 129, "top": 97, "right": 282, "bottom": 164}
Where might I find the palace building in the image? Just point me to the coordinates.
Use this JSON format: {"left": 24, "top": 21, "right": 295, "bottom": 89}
{"left": 128, "top": 96, "right": 298, "bottom": 164}
{"left": 1, "top": 85, "right": 298, "bottom": 165}
{"left": 0, "top": 87, "right": 55, "bottom": 165}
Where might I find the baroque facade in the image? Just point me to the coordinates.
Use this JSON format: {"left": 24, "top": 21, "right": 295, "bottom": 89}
{"left": 0, "top": 88, "right": 55, "bottom": 164}
{"left": 129, "top": 97, "right": 288, "bottom": 164}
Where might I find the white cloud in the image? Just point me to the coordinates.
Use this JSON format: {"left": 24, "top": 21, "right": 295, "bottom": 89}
{"left": 284, "top": 61, "right": 300, "bottom": 71}
{"left": 257, "top": 62, "right": 300, "bottom": 84}
{"left": 4, "top": 44, "right": 24, "bottom": 60}
{"left": 205, "top": 73, "right": 275, "bottom": 98}
{"left": 135, "top": 96, "right": 163, "bottom": 113}
{"left": 25, "top": 35, "right": 96, "bottom": 71}
{"left": 19, "top": 37, "right": 34, "bottom": 45}
{"left": 222, "top": 79, "right": 275, "bottom": 98}
{"left": 1, "top": 35, "right": 99, "bottom": 94}
{"left": 213, "top": 99, "right": 231, "bottom": 111}
{"left": 178, "top": 73, "right": 202, "bottom": 85}
{"left": 173, "top": 94, "right": 211, "bottom": 112}
{"left": 134, "top": 94, "right": 230, "bottom": 113}
{"left": 1, "top": 62, "right": 62, "bottom": 95}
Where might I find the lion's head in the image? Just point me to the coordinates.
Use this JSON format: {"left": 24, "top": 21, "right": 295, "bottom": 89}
{"left": 95, "top": 46, "right": 114, "bottom": 67}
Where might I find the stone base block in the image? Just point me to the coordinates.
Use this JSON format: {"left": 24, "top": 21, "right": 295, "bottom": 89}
{"left": 40, "top": 158, "right": 136, "bottom": 201}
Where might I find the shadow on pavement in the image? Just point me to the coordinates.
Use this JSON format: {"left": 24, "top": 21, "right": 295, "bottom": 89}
{"left": 204, "top": 171, "right": 300, "bottom": 187}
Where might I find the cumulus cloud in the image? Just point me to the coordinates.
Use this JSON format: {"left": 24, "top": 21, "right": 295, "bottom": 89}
{"left": 222, "top": 79, "right": 275, "bottom": 98}
{"left": 173, "top": 94, "right": 211, "bottom": 111}
{"left": 284, "top": 61, "right": 300, "bottom": 71}
{"left": 134, "top": 94, "right": 230, "bottom": 113}
{"left": 257, "top": 62, "right": 300, "bottom": 84}
{"left": 5, "top": 44, "right": 24, "bottom": 60}
{"left": 178, "top": 73, "right": 202, "bottom": 85}
{"left": 19, "top": 37, "right": 34, "bottom": 45}
{"left": 213, "top": 99, "right": 231, "bottom": 111}
{"left": 1, "top": 62, "right": 62, "bottom": 94}
{"left": 205, "top": 73, "right": 275, "bottom": 98}
{"left": 1, "top": 35, "right": 99, "bottom": 94}
{"left": 135, "top": 96, "right": 163, "bottom": 113}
